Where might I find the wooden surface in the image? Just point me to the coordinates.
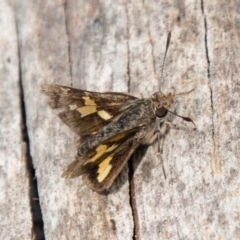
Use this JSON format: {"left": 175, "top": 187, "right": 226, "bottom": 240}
{"left": 1, "top": 0, "right": 240, "bottom": 239}
{"left": 0, "top": 2, "right": 32, "bottom": 239}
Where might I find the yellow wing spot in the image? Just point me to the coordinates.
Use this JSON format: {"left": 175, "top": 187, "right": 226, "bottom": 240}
{"left": 69, "top": 104, "right": 78, "bottom": 110}
{"left": 109, "top": 132, "right": 127, "bottom": 142}
{"left": 77, "top": 106, "right": 97, "bottom": 117}
{"left": 84, "top": 145, "right": 108, "bottom": 165}
{"left": 97, "top": 156, "right": 113, "bottom": 182}
{"left": 82, "top": 96, "right": 96, "bottom": 106}
{"left": 106, "top": 144, "right": 118, "bottom": 152}
{"left": 98, "top": 110, "right": 112, "bottom": 120}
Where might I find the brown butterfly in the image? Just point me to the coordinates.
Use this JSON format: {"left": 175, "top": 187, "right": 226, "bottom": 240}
{"left": 41, "top": 32, "right": 195, "bottom": 191}
{"left": 41, "top": 83, "right": 195, "bottom": 192}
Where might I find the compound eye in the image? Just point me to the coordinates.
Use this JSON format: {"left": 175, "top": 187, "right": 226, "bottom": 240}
{"left": 156, "top": 107, "right": 168, "bottom": 118}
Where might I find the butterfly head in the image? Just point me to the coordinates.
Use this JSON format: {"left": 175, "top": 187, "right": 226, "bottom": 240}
{"left": 151, "top": 92, "right": 174, "bottom": 118}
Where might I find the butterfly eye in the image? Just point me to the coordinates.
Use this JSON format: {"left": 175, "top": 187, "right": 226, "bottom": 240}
{"left": 155, "top": 107, "right": 168, "bottom": 118}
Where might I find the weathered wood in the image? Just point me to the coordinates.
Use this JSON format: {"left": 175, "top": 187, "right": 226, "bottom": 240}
{"left": 0, "top": 1, "right": 32, "bottom": 239}
{"left": 2, "top": 0, "right": 240, "bottom": 239}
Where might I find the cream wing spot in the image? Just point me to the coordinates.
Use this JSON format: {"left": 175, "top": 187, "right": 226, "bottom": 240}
{"left": 106, "top": 144, "right": 118, "bottom": 152}
{"left": 77, "top": 106, "right": 97, "bottom": 117}
{"left": 60, "top": 87, "right": 71, "bottom": 94}
{"left": 98, "top": 110, "right": 112, "bottom": 120}
{"left": 97, "top": 156, "right": 113, "bottom": 182}
{"left": 109, "top": 132, "right": 127, "bottom": 142}
{"left": 69, "top": 104, "right": 78, "bottom": 110}
{"left": 97, "top": 165, "right": 112, "bottom": 183}
{"left": 82, "top": 96, "right": 96, "bottom": 106}
{"left": 84, "top": 145, "right": 108, "bottom": 165}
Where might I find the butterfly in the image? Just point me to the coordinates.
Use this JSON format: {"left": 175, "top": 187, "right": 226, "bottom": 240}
{"left": 42, "top": 32, "right": 196, "bottom": 191}
{"left": 41, "top": 83, "right": 195, "bottom": 191}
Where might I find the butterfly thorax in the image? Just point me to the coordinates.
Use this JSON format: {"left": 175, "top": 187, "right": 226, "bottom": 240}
{"left": 151, "top": 92, "right": 174, "bottom": 119}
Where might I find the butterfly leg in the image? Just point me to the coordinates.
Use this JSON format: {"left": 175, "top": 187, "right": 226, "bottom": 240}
{"left": 175, "top": 88, "right": 194, "bottom": 97}
{"left": 143, "top": 126, "right": 167, "bottom": 179}
{"left": 163, "top": 121, "right": 196, "bottom": 132}
{"left": 156, "top": 132, "right": 167, "bottom": 179}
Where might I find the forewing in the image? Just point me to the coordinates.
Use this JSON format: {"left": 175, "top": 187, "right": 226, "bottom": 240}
{"left": 62, "top": 128, "right": 141, "bottom": 191}
{"left": 41, "top": 84, "right": 137, "bottom": 136}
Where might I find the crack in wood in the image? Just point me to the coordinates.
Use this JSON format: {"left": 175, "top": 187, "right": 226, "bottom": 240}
{"left": 201, "top": 0, "right": 221, "bottom": 174}
{"left": 128, "top": 157, "right": 140, "bottom": 240}
{"left": 63, "top": 1, "right": 73, "bottom": 86}
{"left": 18, "top": 32, "right": 45, "bottom": 238}
{"left": 126, "top": 4, "right": 131, "bottom": 91}
{"left": 201, "top": 0, "right": 210, "bottom": 78}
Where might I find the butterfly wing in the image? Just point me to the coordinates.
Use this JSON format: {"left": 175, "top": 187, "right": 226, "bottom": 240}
{"left": 62, "top": 128, "right": 142, "bottom": 191}
{"left": 42, "top": 84, "right": 156, "bottom": 191}
{"left": 41, "top": 84, "right": 137, "bottom": 138}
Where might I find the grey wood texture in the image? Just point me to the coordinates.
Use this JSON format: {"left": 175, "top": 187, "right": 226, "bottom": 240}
{"left": 1, "top": 0, "right": 240, "bottom": 239}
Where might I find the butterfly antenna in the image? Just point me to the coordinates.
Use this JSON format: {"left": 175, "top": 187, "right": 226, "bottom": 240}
{"left": 159, "top": 31, "right": 171, "bottom": 92}
{"left": 167, "top": 109, "right": 197, "bottom": 130}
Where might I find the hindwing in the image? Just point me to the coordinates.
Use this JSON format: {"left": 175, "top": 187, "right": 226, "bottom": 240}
{"left": 62, "top": 128, "right": 141, "bottom": 191}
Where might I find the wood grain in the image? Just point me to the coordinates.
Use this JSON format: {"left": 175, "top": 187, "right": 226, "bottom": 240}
{"left": 0, "top": 1, "right": 32, "bottom": 239}
{"left": 2, "top": 0, "right": 240, "bottom": 239}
